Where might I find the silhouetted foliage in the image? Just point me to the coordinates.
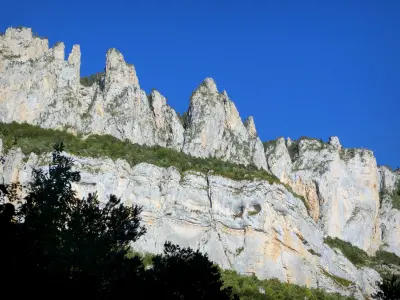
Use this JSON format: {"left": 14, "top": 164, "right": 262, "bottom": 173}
{"left": 372, "top": 274, "right": 400, "bottom": 300}
{"left": 146, "top": 242, "right": 238, "bottom": 299}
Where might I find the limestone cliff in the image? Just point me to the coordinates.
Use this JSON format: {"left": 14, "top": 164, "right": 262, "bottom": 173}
{"left": 264, "top": 137, "right": 385, "bottom": 254}
{"left": 378, "top": 166, "right": 400, "bottom": 256}
{"left": 0, "top": 143, "right": 380, "bottom": 299}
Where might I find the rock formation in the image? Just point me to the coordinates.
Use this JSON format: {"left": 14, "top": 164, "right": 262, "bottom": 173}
{"left": 0, "top": 27, "right": 264, "bottom": 163}
{"left": 182, "top": 78, "right": 267, "bottom": 169}
{"left": 0, "top": 26, "right": 399, "bottom": 299}
{"left": 264, "top": 137, "right": 382, "bottom": 254}
{"left": 378, "top": 166, "right": 400, "bottom": 256}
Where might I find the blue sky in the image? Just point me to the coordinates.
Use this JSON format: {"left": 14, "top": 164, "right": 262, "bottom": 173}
{"left": 2, "top": 0, "right": 399, "bottom": 168}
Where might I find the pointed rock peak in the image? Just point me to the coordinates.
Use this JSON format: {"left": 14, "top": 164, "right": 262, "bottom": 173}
{"left": 1, "top": 27, "right": 49, "bottom": 62}
{"left": 106, "top": 48, "right": 125, "bottom": 70}
{"left": 68, "top": 44, "right": 81, "bottom": 67}
{"left": 328, "top": 136, "right": 342, "bottom": 150}
{"left": 286, "top": 137, "right": 292, "bottom": 147}
{"left": 105, "top": 47, "right": 139, "bottom": 88}
{"left": 276, "top": 137, "right": 285, "bottom": 143}
{"left": 149, "top": 89, "right": 167, "bottom": 107}
{"left": 244, "top": 116, "right": 258, "bottom": 138}
{"left": 150, "top": 88, "right": 161, "bottom": 97}
{"left": 198, "top": 77, "right": 218, "bottom": 94}
{"left": 222, "top": 90, "right": 228, "bottom": 97}
{"left": 53, "top": 42, "right": 65, "bottom": 60}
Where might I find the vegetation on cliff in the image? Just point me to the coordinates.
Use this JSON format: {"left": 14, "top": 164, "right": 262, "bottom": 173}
{"left": 324, "top": 236, "right": 400, "bottom": 281}
{"left": 0, "top": 122, "right": 312, "bottom": 214}
{"left": 0, "top": 121, "right": 281, "bottom": 183}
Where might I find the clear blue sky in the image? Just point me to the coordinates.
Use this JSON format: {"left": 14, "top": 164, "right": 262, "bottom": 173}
{"left": 2, "top": 0, "right": 399, "bottom": 168}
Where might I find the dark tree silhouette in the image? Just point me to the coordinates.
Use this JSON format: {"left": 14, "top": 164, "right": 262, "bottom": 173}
{"left": 147, "top": 242, "right": 239, "bottom": 300}
{"left": 0, "top": 142, "right": 238, "bottom": 299}
{"left": 372, "top": 274, "right": 400, "bottom": 300}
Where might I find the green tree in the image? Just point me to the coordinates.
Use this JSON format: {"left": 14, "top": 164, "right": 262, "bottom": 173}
{"left": 372, "top": 274, "right": 400, "bottom": 300}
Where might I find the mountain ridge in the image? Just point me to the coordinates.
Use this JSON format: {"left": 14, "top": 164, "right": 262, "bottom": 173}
{"left": 1, "top": 26, "right": 400, "bottom": 299}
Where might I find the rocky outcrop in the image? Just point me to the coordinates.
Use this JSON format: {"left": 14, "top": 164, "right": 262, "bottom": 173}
{"left": 0, "top": 27, "right": 184, "bottom": 150}
{"left": 0, "top": 27, "right": 48, "bottom": 63}
{"left": 0, "top": 27, "right": 266, "bottom": 164}
{"left": 0, "top": 143, "right": 380, "bottom": 299}
{"left": 149, "top": 90, "right": 184, "bottom": 149}
{"left": 378, "top": 166, "right": 400, "bottom": 256}
{"left": 264, "top": 137, "right": 381, "bottom": 254}
{"left": 182, "top": 78, "right": 267, "bottom": 169}
{"left": 1, "top": 26, "right": 399, "bottom": 299}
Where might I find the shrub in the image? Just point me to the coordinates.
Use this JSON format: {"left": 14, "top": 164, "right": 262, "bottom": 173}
{"left": 321, "top": 269, "right": 353, "bottom": 287}
{"left": 262, "top": 139, "right": 279, "bottom": 150}
{"left": 374, "top": 250, "right": 400, "bottom": 267}
{"left": 177, "top": 111, "right": 188, "bottom": 129}
{"left": 221, "top": 269, "right": 356, "bottom": 300}
{"left": 80, "top": 71, "right": 105, "bottom": 87}
{"left": 324, "top": 236, "right": 369, "bottom": 266}
{"left": 324, "top": 236, "right": 400, "bottom": 272}
{"left": 391, "top": 181, "right": 400, "bottom": 210}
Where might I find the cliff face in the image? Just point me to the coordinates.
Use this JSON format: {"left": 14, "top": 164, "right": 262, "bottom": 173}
{"left": 378, "top": 166, "right": 400, "bottom": 256}
{"left": 265, "top": 137, "right": 382, "bottom": 254}
{"left": 182, "top": 78, "right": 267, "bottom": 169}
{"left": 0, "top": 145, "right": 380, "bottom": 299}
{"left": 1, "top": 26, "right": 399, "bottom": 299}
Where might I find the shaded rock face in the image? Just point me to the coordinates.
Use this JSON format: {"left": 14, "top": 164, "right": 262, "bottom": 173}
{"left": 0, "top": 145, "right": 380, "bottom": 300}
{"left": 183, "top": 78, "right": 267, "bottom": 169}
{"left": 264, "top": 137, "right": 381, "bottom": 254}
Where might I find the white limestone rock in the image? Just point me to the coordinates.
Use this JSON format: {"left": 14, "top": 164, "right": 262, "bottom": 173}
{"left": 244, "top": 116, "right": 257, "bottom": 138}
{"left": 264, "top": 137, "right": 292, "bottom": 182}
{"left": 0, "top": 27, "right": 49, "bottom": 63}
{"left": 0, "top": 29, "right": 184, "bottom": 150}
{"left": 149, "top": 90, "right": 184, "bottom": 150}
{"left": 328, "top": 136, "right": 342, "bottom": 150}
{"left": 183, "top": 78, "right": 267, "bottom": 169}
{"left": 379, "top": 166, "right": 399, "bottom": 194}
{"left": 265, "top": 138, "right": 381, "bottom": 254}
{"left": 378, "top": 166, "right": 400, "bottom": 256}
